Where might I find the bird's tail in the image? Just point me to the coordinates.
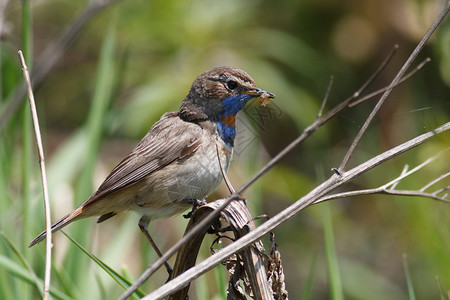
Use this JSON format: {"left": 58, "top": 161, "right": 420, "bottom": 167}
{"left": 28, "top": 206, "right": 85, "bottom": 248}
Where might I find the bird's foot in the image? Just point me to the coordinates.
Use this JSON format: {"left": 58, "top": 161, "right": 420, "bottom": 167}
{"left": 182, "top": 198, "right": 206, "bottom": 219}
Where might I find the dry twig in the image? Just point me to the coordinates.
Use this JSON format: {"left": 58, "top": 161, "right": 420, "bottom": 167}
{"left": 316, "top": 149, "right": 450, "bottom": 204}
{"left": 18, "top": 50, "right": 52, "bottom": 300}
{"left": 338, "top": 1, "right": 449, "bottom": 172}
{"left": 143, "top": 121, "right": 449, "bottom": 299}
{"left": 119, "top": 41, "right": 405, "bottom": 300}
{"left": 216, "top": 140, "right": 236, "bottom": 194}
{"left": 167, "top": 200, "right": 270, "bottom": 299}
{"left": 120, "top": 2, "right": 450, "bottom": 298}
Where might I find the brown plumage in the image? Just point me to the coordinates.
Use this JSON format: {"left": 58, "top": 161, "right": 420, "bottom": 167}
{"left": 29, "top": 66, "right": 274, "bottom": 273}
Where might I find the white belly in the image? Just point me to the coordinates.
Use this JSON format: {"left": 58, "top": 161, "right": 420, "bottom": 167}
{"left": 131, "top": 135, "right": 233, "bottom": 219}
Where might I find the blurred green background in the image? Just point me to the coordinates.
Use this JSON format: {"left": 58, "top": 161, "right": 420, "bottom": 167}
{"left": 1, "top": 0, "right": 449, "bottom": 299}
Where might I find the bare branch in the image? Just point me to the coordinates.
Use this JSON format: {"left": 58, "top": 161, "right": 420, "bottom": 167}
{"left": 390, "top": 164, "right": 409, "bottom": 191}
{"left": 316, "top": 75, "right": 333, "bottom": 119}
{"left": 167, "top": 205, "right": 222, "bottom": 299}
{"left": 338, "top": 1, "right": 449, "bottom": 172}
{"left": 349, "top": 58, "right": 431, "bottom": 108}
{"left": 421, "top": 172, "right": 450, "bottom": 192}
{"left": 216, "top": 140, "right": 236, "bottom": 194}
{"left": 314, "top": 148, "right": 450, "bottom": 204}
{"left": 167, "top": 200, "right": 270, "bottom": 299}
{"left": 353, "top": 44, "right": 398, "bottom": 98}
{"left": 239, "top": 43, "right": 399, "bottom": 194}
{"left": 220, "top": 200, "right": 271, "bottom": 299}
{"left": 383, "top": 189, "right": 449, "bottom": 202}
{"left": 118, "top": 192, "right": 244, "bottom": 300}
{"left": 433, "top": 186, "right": 449, "bottom": 197}
{"left": 120, "top": 3, "right": 450, "bottom": 297}
{"left": 18, "top": 50, "right": 52, "bottom": 300}
{"left": 380, "top": 148, "right": 448, "bottom": 190}
{"left": 316, "top": 186, "right": 450, "bottom": 204}
{"left": 143, "top": 122, "right": 449, "bottom": 299}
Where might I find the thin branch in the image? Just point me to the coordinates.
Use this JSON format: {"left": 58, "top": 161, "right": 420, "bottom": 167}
{"left": 118, "top": 192, "right": 243, "bottom": 300}
{"left": 349, "top": 58, "right": 431, "bottom": 108}
{"left": 0, "top": 0, "right": 122, "bottom": 130}
{"left": 316, "top": 186, "right": 450, "bottom": 204}
{"left": 353, "top": 44, "right": 399, "bottom": 98}
{"left": 421, "top": 172, "right": 450, "bottom": 192}
{"left": 238, "top": 44, "right": 399, "bottom": 193}
{"left": 144, "top": 121, "right": 449, "bottom": 299}
{"left": 18, "top": 50, "right": 52, "bottom": 300}
{"left": 339, "top": 2, "right": 449, "bottom": 172}
{"left": 167, "top": 205, "right": 222, "bottom": 299}
{"left": 390, "top": 164, "right": 409, "bottom": 191}
{"left": 433, "top": 186, "right": 449, "bottom": 196}
{"left": 383, "top": 189, "right": 449, "bottom": 202}
{"left": 315, "top": 146, "right": 450, "bottom": 204}
{"left": 316, "top": 75, "right": 333, "bottom": 119}
{"left": 219, "top": 200, "right": 271, "bottom": 299}
{"left": 216, "top": 140, "right": 235, "bottom": 194}
{"left": 380, "top": 148, "right": 448, "bottom": 190}
{"left": 118, "top": 42, "right": 433, "bottom": 299}
{"left": 120, "top": 4, "right": 450, "bottom": 297}
{"left": 150, "top": 200, "right": 272, "bottom": 299}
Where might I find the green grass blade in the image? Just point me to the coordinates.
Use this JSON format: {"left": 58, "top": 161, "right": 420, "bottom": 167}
{"left": 300, "top": 253, "right": 317, "bottom": 300}
{"left": 1, "top": 232, "right": 42, "bottom": 296}
{"left": 213, "top": 264, "right": 227, "bottom": 300}
{"left": 21, "top": 0, "right": 34, "bottom": 255}
{"left": 322, "top": 203, "right": 343, "bottom": 300}
{"left": 67, "top": 17, "right": 118, "bottom": 283}
{"left": 435, "top": 276, "right": 447, "bottom": 300}
{"left": 0, "top": 232, "right": 73, "bottom": 300}
{"left": 62, "top": 231, "right": 146, "bottom": 299}
{"left": 75, "top": 15, "right": 117, "bottom": 202}
{"left": 0, "top": 254, "right": 71, "bottom": 300}
{"left": 21, "top": 99, "right": 32, "bottom": 250}
{"left": 20, "top": 1, "right": 34, "bottom": 299}
{"left": 403, "top": 253, "right": 416, "bottom": 300}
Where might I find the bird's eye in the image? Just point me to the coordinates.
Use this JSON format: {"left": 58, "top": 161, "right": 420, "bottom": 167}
{"left": 226, "top": 80, "right": 238, "bottom": 90}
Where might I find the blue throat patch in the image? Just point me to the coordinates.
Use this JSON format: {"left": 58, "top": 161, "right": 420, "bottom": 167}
{"left": 216, "top": 122, "right": 236, "bottom": 146}
{"left": 216, "top": 94, "right": 255, "bottom": 146}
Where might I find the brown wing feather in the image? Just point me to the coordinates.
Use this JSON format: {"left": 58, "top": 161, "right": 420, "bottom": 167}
{"left": 88, "top": 112, "right": 203, "bottom": 203}
{"left": 28, "top": 112, "right": 205, "bottom": 247}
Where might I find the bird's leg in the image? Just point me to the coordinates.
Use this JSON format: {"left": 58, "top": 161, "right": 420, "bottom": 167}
{"left": 182, "top": 198, "right": 207, "bottom": 219}
{"left": 138, "top": 216, "right": 173, "bottom": 280}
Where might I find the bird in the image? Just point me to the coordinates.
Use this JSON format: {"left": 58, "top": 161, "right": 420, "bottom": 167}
{"left": 29, "top": 66, "right": 274, "bottom": 274}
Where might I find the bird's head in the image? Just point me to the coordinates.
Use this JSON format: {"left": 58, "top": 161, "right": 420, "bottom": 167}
{"left": 180, "top": 66, "right": 274, "bottom": 145}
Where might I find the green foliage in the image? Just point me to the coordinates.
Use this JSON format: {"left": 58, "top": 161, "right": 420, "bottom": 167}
{"left": 62, "top": 232, "right": 145, "bottom": 299}
{"left": 322, "top": 203, "right": 343, "bottom": 300}
{"left": 0, "top": 0, "right": 449, "bottom": 299}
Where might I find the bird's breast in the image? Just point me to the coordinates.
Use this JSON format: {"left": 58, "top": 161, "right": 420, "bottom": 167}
{"left": 130, "top": 129, "right": 233, "bottom": 219}
{"left": 179, "top": 135, "right": 233, "bottom": 195}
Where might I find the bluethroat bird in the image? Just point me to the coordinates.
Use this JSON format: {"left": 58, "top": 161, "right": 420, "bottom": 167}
{"left": 29, "top": 66, "right": 274, "bottom": 274}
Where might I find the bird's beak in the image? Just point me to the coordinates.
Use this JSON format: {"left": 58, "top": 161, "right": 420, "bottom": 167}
{"left": 245, "top": 88, "right": 275, "bottom": 106}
